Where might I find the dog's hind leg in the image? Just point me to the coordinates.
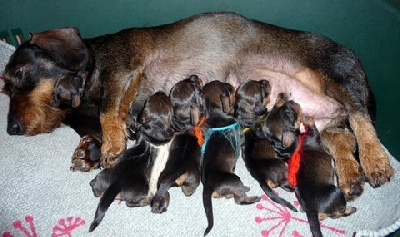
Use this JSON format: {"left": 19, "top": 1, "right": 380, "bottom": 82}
{"left": 321, "top": 127, "right": 365, "bottom": 201}
{"left": 89, "top": 183, "right": 120, "bottom": 232}
{"left": 348, "top": 112, "right": 394, "bottom": 187}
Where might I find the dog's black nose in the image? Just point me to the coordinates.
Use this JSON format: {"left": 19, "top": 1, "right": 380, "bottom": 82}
{"left": 7, "top": 118, "right": 25, "bottom": 135}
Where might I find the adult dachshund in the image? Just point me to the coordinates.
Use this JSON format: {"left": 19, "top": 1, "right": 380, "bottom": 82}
{"left": 2, "top": 11, "right": 393, "bottom": 200}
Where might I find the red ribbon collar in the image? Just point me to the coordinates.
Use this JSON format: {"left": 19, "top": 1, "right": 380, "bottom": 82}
{"left": 287, "top": 130, "right": 307, "bottom": 187}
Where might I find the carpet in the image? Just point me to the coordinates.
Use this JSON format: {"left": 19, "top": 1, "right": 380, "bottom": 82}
{"left": 0, "top": 40, "right": 399, "bottom": 237}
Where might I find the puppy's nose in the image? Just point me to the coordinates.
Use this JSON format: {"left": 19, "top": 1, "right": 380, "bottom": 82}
{"left": 7, "top": 118, "right": 25, "bottom": 135}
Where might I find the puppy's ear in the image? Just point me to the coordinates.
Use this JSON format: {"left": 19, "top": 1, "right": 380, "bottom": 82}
{"left": 274, "top": 93, "right": 290, "bottom": 108}
{"left": 30, "top": 28, "right": 89, "bottom": 71}
{"left": 188, "top": 74, "right": 203, "bottom": 87}
{"left": 220, "top": 83, "right": 235, "bottom": 113}
{"left": 190, "top": 105, "right": 200, "bottom": 126}
{"left": 53, "top": 70, "right": 87, "bottom": 108}
{"left": 259, "top": 80, "right": 271, "bottom": 96}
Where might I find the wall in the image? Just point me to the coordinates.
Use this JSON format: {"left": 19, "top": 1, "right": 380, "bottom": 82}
{"left": 1, "top": 0, "right": 400, "bottom": 159}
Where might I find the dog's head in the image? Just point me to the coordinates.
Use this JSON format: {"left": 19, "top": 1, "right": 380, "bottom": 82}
{"left": 234, "top": 79, "right": 271, "bottom": 128}
{"left": 2, "top": 28, "right": 90, "bottom": 136}
{"left": 169, "top": 75, "right": 204, "bottom": 132}
{"left": 201, "top": 80, "right": 236, "bottom": 127}
{"left": 256, "top": 93, "right": 302, "bottom": 158}
{"left": 134, "top": 91, "right": 175, "bottom": 145}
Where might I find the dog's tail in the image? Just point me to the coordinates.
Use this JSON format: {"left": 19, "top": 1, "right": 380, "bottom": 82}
{"left": 305, "top": 209, "right": 323, "bottom": 237}
{"left": 203, "top": 185, "right": 214, "bottom": 236}
{"left": 89, "top": 182, "right": 120, "bottom": 232}
{"left": 259, "top": 182, "right": 297, "bottom": 212}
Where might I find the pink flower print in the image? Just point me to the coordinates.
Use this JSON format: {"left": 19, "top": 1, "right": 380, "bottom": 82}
{"left": 255, "top": 194, "right": 347, "bottom": 237}
{"left": 51, "top": 216, "right": 85, "bottom": 237}
{"left": 2, "top": 215, "right": 37, "bottom": 237}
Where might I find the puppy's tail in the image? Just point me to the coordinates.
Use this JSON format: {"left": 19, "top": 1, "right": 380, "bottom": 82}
{"left": 203, "top": 185, "right": 214, "bottom": 236}
{"left": 89, "top": 183, "right": 120, "bottom": 232}
{"left": 260, "top": 183, "right": 297, "bottom": 212}
{"left": 305, "top": 209, "right": 323, "bottom": 237}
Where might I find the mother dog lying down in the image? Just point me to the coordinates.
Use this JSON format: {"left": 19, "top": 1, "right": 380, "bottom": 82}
{"left": 2, "top": 11, "right": 393, "bottom": 201}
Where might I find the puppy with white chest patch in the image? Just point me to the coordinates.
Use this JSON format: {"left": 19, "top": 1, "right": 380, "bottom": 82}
{"left": 237, "top": 83, "right": 297, "bottom": 212}
{"left": 294, "top": 117, "right": 357, "bottom": 237}
{"left": 151, "top": 75, "right": 203, "bottom": 214}
{"left": 201, "top": 80, "right": 260, "bottom": 236}
{"left": 89, "top": 91, "right": 175, "bottom": 232}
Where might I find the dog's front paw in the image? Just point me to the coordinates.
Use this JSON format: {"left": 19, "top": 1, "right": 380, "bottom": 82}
{"left": 151, "top": 192, "right": 170, "bottom": 214}
{"left": 360, "top": 146, "right": 394, "bottom": 188}
{"left": 70, "top": 135, "right": 101, "bottom": 172}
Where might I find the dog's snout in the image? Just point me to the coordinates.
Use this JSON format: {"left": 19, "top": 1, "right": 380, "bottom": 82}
{"left": 7, "top": 118, "right": 25, "bottom": 135}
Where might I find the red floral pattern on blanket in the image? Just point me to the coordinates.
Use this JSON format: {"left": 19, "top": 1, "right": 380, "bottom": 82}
{"left": 2, "top": 215, "right": 85, "bottom": 237}
{"left": 255, "top": 194, "right": 347, "bottom": 237}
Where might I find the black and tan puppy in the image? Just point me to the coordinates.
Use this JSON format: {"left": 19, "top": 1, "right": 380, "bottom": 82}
{"left": 201, "top": 80, "right": 260, "bottom": 236}
{"left": 234, "top": 80, "right": 271, "bottom": 128}
{"left": 89, "top": 91, "right": 174, "bottom": 232}
{"left": 295, "top": 118, "right": 356, "bottom": 237}
{"left": 238, "top": 86, "right": 298, "bottom": 212}
{"left": 151, "top": 75, "right": 203, "bottom": 214}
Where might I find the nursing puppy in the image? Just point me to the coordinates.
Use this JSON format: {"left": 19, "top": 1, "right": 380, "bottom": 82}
{"left": 89, "top": 91, "right": 174, "bottom": 232}
{"left": 234, "top": 80, "right": 270, "bottom": 128}
{"left": 151, "top": 75, "right": 203, "bottom": 214}
{"left": 295, "top": 118, "right": 356, "bottom": 237}
{"left": 201, "top": 80, "right": 260, "bottom": 236}
{"left": 239, "top": 87, "right": 298, "bottom": 212}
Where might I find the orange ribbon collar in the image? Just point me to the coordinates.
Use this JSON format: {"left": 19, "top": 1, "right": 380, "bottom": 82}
{"left": 194, "top": 116, "right": 206, "bottom": 147}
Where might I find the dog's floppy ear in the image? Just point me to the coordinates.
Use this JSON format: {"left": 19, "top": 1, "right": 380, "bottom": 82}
{"left": 188, "top": 74, "right": 203, "bottom": 86}
{"left": 30, "top": 28, "right": 89, "bottom": 71}
{"left": 53, "top": 70, "right": 87, "bottom": 108}
{"left": 220, "top": 83, "right": 235, "bottom": 113}
{"left": 190, "top": 105, "right": 200, "bottom": 126}
{"left": 31, "top": 28, "right": 89, "bottom": 108}
{"left": 274, "top": 93, "right": 290, "bottom": 108}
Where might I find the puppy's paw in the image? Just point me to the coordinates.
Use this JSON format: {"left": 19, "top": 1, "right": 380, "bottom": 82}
{"left": 181, "top": 185, "right": 198, "bottom": 197}
{"left": 70, "top": 135, "right": 101, "bottom": 172}
{"left": 151, "top": 192, "right": 170, "bottom": 213}
{"left": 360, "top": 145, "right": 394, "bottom": 188}
{"left": 235, "top": 195, "right": 261, "bottom": 205}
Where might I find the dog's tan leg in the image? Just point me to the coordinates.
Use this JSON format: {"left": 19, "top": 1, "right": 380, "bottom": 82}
{"left": 348, "top": 112, "right": 394, "bottom": 187}
{"left": 100, "top": 68, "right": 144, "bottom": 168}
{"left": 321, "top": 127, "right": 364, "bottom": 201}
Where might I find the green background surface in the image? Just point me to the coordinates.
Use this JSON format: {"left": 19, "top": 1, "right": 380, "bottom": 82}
{"left": 1, "top": 0, "right": 399, "bottom": 160}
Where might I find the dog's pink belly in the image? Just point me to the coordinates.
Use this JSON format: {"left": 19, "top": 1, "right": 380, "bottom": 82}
{"left": 228, "top": 69, "right": 347, "bottom": 131}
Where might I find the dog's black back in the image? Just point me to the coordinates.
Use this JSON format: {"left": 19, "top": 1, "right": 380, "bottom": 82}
{"left": 201, "top": 80, "right": 260, "bottom": 236}
{"left": 89, "top": 91, "right": 175, "bottom": 231}
{"left": 89, "top": 138, "right": 154, "bottom": 232}
{"left": 150, "top": 76, "right": 203, "bottom": 214}
{"left": 295, "top": 123, "right": 356, "bottom": 237}
{"left": 239, "top": 90, "right": 298, "bottom": 212}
